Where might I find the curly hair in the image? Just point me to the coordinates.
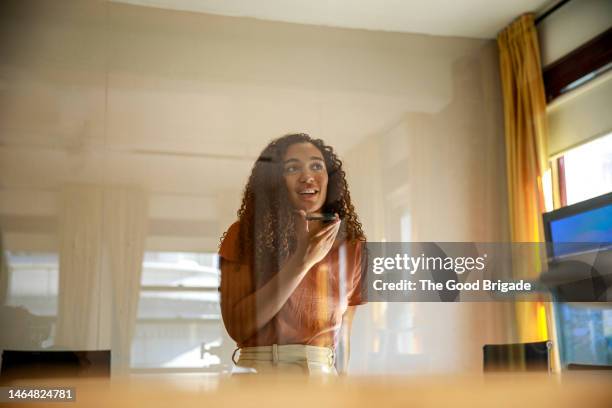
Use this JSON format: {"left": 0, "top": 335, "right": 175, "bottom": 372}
{"left": 223, "top": 133, "right": 365, "bottom": 287}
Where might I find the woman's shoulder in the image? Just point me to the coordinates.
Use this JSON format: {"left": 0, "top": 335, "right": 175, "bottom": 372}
{"left": 341, "top": 237, "right": 366, "bottom": 251}
{"left": 219, "top": 221, "right": 242, "bottom": 262}
{"left": 337, "top": 237, "right": 367, "bottom": 262}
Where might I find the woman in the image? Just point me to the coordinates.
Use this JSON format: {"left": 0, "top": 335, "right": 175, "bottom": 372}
{"left": 218, "top": 133, "right": 366, "bottom": 376}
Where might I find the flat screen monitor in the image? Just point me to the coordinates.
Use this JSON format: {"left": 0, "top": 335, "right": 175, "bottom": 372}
{"left": 543, "top": 192, "right": 612, "bottom": 259}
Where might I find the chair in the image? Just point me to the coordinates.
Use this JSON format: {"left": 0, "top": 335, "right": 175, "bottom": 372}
{"left": 566, "top": 363, "right": 612, "bottom": 371}
{"left": 0, "top": 350, "right": 111, "bottom": 381}
{"left": 483, "top": 341, "right": 552, "bottom": 373}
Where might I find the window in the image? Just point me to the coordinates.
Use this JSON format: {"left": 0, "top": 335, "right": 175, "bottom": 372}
{"left": 561, "top": 133, "right": 612, "bottom": 205}
{"left": 558, "top": 304, "right": 612, "bottom": 365}
{"left": 131, "top": 252, "right": 229, "bottom": 373}
{"left": 551, "top": 132, "right": 612, "bottom": 208}
{"left": 3, "top": 252, "right": 58, "bottom": 348}
{"left": 546, "top": 133, "right": 612, "bottom": 367}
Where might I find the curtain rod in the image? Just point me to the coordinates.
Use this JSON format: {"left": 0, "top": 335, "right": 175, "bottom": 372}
{"left": 536, "top": 0, "right": 572, "bottom": 25}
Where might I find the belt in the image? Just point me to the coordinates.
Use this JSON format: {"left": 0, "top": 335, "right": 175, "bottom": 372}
{"left": 232, "top": 344, "right": 335, "bottom": 367}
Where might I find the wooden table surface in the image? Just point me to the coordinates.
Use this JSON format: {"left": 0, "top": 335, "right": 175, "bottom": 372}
{"left": 2, "top": 372, "right": 611, "bottom": 408}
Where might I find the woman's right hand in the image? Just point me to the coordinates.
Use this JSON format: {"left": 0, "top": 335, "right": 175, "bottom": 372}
{"left": 295, "top": 210, "right": 341, "bottom": 269}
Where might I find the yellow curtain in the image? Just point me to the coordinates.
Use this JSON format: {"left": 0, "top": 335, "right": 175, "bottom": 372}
{"left": 497, "top": 14, "right": 550, "bottom": 343}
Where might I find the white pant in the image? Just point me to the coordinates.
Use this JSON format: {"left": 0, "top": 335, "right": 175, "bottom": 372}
{"left": 233, "top": 344, "right": 337, "bottom": 376}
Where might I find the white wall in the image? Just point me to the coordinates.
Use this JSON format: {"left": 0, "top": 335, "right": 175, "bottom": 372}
{"left": 343, "top": 44, "right": 513, "bottom": 374}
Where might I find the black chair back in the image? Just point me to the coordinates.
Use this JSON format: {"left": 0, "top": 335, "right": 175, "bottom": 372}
{"left": 483, "top": 341, "right": 552, "bottom": 372}
{"left": 566, "top": 363, "right": 612, "bottom": 371}
{"left": 0, "top": 350, "right": 111, "bottom": 381}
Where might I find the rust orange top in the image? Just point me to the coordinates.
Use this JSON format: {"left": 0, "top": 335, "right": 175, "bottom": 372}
{"left": 219, "top": 221, "right": 366, "bottom": 348}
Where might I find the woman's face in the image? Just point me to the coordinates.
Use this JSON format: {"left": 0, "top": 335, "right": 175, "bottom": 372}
{"left": 282, "top": 142, "right": 328, "bottom": 213}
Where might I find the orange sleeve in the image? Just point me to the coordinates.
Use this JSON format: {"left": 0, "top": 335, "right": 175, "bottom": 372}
{"left": 347, "top": 240, "right": 368, "bottom": 306}
{"left": 218, "top": 221, "right": 255, "bottom": 344}
{"left": 219, "top": 221, "right": 241, "bottom": 262}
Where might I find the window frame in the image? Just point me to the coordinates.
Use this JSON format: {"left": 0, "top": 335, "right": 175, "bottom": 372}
{"left": 547, "top": 132, "right": 612, "bottom": 211}
{"left": 131, "top": 251, "right": 226, "bottom": 374}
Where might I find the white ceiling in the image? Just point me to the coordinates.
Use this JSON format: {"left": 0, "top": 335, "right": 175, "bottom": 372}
{"left": 112, "top": 0, "right": 552, "bottom": 39}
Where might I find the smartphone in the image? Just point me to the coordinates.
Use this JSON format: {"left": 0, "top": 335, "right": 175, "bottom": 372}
{"left": 305, "top": 213, "right": 337, "bottom": 222}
